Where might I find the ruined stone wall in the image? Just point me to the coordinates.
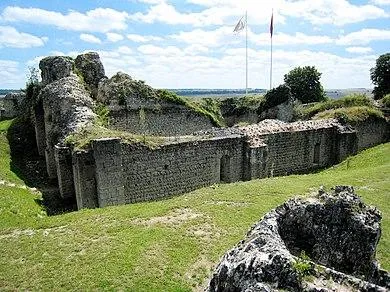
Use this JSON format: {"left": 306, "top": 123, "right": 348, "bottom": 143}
{"left": 353, "top": 118, "right": 389, "bottom": 151}
{"left": 258, "top": 127, "right": 337, "bottom": 177}
{"left": 88, "top": 136, "right": 244, "bottom": 207}
{"left": 108, "top": 106, "right": 214, "bottom": 136}
{"left": 1, "top": 93, "right": 25, "bottom": 119}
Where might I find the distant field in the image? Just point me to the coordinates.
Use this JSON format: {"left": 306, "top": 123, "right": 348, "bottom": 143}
{"left": 0, "top": 119, "right": 388, "bottom": 291}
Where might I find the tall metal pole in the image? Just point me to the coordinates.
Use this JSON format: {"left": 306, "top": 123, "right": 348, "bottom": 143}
{"left": 245, "top": 10, "right": 248, "bottom": 95}
{"left": 270, "top": 9, "right": 273, "bottom": 90}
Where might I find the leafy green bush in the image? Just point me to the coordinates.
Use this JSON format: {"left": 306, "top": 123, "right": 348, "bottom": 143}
{"left": 382, "top": 94, "right": 390, "bottom": 108}
{"left": 221, "top": 95, "right": 264, "bottom": 116}
{"left": 298, "top": 94, "right": 374, "bottom": 120}
{"left": 259, "top": 84, "right": 291, "bottom": 113}
{"left": 312, "top": 106, "right": 384, "bottom": 123}
{"left": 94, "top": 103, "right": 110, "bottom": 127}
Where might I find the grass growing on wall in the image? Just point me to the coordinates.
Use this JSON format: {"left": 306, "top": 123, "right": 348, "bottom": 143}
{"left": 64, "top": 125, "right": 166, "bottom": 150}
{"left": 0, "top": 119, "right": 389, "bottom": 291}
{"left": 296, "top": 94, "right": 376, "bottom": 120}
{"left": 312, "top": 106, "right": 384, "bottom": 123}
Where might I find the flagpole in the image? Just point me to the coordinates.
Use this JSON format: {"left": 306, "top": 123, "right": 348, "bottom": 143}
{"left": 245, "top": 10, "right": 248, "bottom": 95}
{"left": 270, "top": 9, "right": 273, "bottom": 90}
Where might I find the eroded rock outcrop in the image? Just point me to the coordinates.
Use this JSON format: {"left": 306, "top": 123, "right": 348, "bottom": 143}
{"left": 208, "top": 186, "right": 389, "bottom": 291}
{"left": 39, "top": 56, "right": 74, "bottom": 85}
{"left": 97, "top": 72, "right": 157, "bottom": 105}
{"left": 74, "top": 52, "right": 106, "bottom": 98}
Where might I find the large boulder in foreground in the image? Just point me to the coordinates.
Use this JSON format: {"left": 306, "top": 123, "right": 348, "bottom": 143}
{"left": 208, "top": 186, "right": 389, "bottom": 291}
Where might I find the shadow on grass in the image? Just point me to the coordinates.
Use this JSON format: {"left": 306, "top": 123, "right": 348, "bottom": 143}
{"left": 6, "top": 117, "right": 76, "bottom": 215}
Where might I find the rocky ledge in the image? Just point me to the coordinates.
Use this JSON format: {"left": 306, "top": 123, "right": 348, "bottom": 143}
{"left": 207, "top": 186, "right": 389, "bottom": 291}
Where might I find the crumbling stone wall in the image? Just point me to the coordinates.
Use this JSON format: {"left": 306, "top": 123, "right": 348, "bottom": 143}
{"left": 241, "top": 120, "right": 358, "bottom": 179}
{"left": 108, "top": 103, "right": 214, "bottom": 136}
{"left": 0, "top": 92, "right": 25, "bottom": 119}
{"left": 353, "top": 118, "right": 389, "bottom": 151}
{"left": 77, "top": 134, "right": 244, "bottom": 208}
{"left": 30, "top": 52, "right": 389, "bottom": 210}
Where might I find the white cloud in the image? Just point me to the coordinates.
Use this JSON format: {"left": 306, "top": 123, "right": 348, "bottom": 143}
{"left": 345, "top": 47, "right": 373, "bottom": 54}
{"left": 250, "top": 31, "right": 333, "bottom": 46}
{"left": 337, "top": 28, "right": 390, "bottom": 45}
{"left": 80, "top": 33, "right": 102, "bottom": 44}
{"left": 106, "top": 32, "right": 124, "bottom": 42}
{"left": 127, "top": 34, "right": 163, "bottom": 42}
{"left": 135, "top": 0, "right": 387, "bottom": 27}
{"left": 370, "top": 0, "right": 390, "bottom": 5}
{"left": 0, "top": 26, "right": 46, "bottom": 48}
{"left": 0, "top": 60, "right": 23, "bottom": 88}
{"left": 117, "top": 46, "right": 133, "bottom": 55}
{"left": 2, "top": 6, "right": 128, "bottom": 32}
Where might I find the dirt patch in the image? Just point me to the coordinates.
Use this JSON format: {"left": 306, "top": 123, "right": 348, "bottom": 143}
{"left": 0, "top": 225, "right": 69, "bottom": 239}
{"left": 185, "top": 255, "right": 215, "bottom": 292}
{"left": 131, "top": 208, "right": 202, "bottom": 226}
{"left": 206, "top": 200, "right": 252, "bottom": 207}
{"left": 186, "top": 223, "right": 223, "bottom": 241}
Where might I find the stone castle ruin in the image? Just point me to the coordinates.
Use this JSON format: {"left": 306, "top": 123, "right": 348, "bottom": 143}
{"left": 30, "top": 52, "right": 389, "bottom": 210}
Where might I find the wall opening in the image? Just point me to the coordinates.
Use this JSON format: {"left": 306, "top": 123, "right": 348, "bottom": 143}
{"left": 313, "top": 142, "right": 320, "bottom": 164}
{"left": 220, "top": 155, "right": 231, "bottom": 183}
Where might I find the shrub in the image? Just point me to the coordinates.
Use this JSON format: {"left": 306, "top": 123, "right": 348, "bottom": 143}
{"left": 221, "top": 95, "right": 264, "bottom": 116}
{"left": 260, "top": 84, "right": 291, "bottom": 113}
{"left": 297, "top": 94, "right": 374, "bottom": 120}
{"left": 312, "top": 106, "right": 384, "bottom": 123}
{"left": 382, "top": 94, "right": 390, "bottom": 108}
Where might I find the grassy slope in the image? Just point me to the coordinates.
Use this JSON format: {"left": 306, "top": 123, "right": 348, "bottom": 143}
{"left": 0, "top": 119, "right": 389, "bottom": 291}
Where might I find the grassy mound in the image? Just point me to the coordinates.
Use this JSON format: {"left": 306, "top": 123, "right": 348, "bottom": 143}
{"left": 0, "top": 119, "right": 389, "bottom": 291}
{"left": 312, "top": 106, "right": 384, "bottom": 123}
{"left": 296, "top": 94, "right": 375, "bottom": 120}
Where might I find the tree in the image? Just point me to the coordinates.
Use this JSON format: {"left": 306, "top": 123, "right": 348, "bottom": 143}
{"left": 284, "top": 66, "right": 326, "bottom": 103}
{"left": 370, "top": 53, "right": 390, "bottom": 100}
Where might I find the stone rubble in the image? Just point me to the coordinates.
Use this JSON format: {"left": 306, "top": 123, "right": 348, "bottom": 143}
{"left": 207, "top": 186, "right": 389, "bottom": 292}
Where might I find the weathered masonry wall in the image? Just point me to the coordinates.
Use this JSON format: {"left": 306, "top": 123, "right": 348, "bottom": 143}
{"left": 87, "top": 135, "right": 244, "bottom": 208}
{"left": 108, "top": 99, "right": 214, "bottom": 136}
{"left": 353, "top": 118, "right": 389, "bottom": 151}
{"left": 245, "top": 127, "right": 338, "bottom": 179}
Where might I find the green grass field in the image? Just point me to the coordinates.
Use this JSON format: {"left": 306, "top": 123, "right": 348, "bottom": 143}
{"left": 0, "top": 119, "right": 389, "bottom": 291}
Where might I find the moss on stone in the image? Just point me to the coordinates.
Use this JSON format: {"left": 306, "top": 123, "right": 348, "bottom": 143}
{"left": 64, "top": 125, "right": 166, "bottom": 150}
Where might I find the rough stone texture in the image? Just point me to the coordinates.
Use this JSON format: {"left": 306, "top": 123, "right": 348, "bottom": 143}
{"left": 74, "top": 52, "right": 106, "bottom": 98}
{"left": 97, "top": 72, "right": 214, "bottom": 135}
{"left": 39, "top": 56, "right": 74, "bottom": 85}
{"left": 38, "top": 75, "right": 96, "bottom": 179}
{"left": 54, "top": 145, "right": 75, "bottom": 199}
{"left": 72, "top": 151, "right": 97, "bottom": 209}
{"left": 88, "top": 134, "right": 244, "bottom": 207}
{"left": 353, "top": 118, "right": 389, "bottom": 151}
{"left": 97, "top": 72, "right": 156, "bottom": 105}
{"left": 258, "top": 100, "right": 295, "bottom": 122}
{"left": 0, "top": 92, "right": 25, "bottom": 119}
{"left": 108, "top": 102, "right": 214, "bottom": 136}
{"left": 208, "top": 186, "right": 389, "bottom": 292}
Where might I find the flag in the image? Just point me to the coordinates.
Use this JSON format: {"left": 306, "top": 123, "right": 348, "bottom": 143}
{"left": 270, "top": 11, "right": 274, "bottom": 37}
{"left": 233, "top": 15, "right": 246, "bottom": 33}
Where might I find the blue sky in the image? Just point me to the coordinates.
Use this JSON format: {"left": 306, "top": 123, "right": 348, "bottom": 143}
{"left": 0, "top": 0, "right": 389, "bottom": 89}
